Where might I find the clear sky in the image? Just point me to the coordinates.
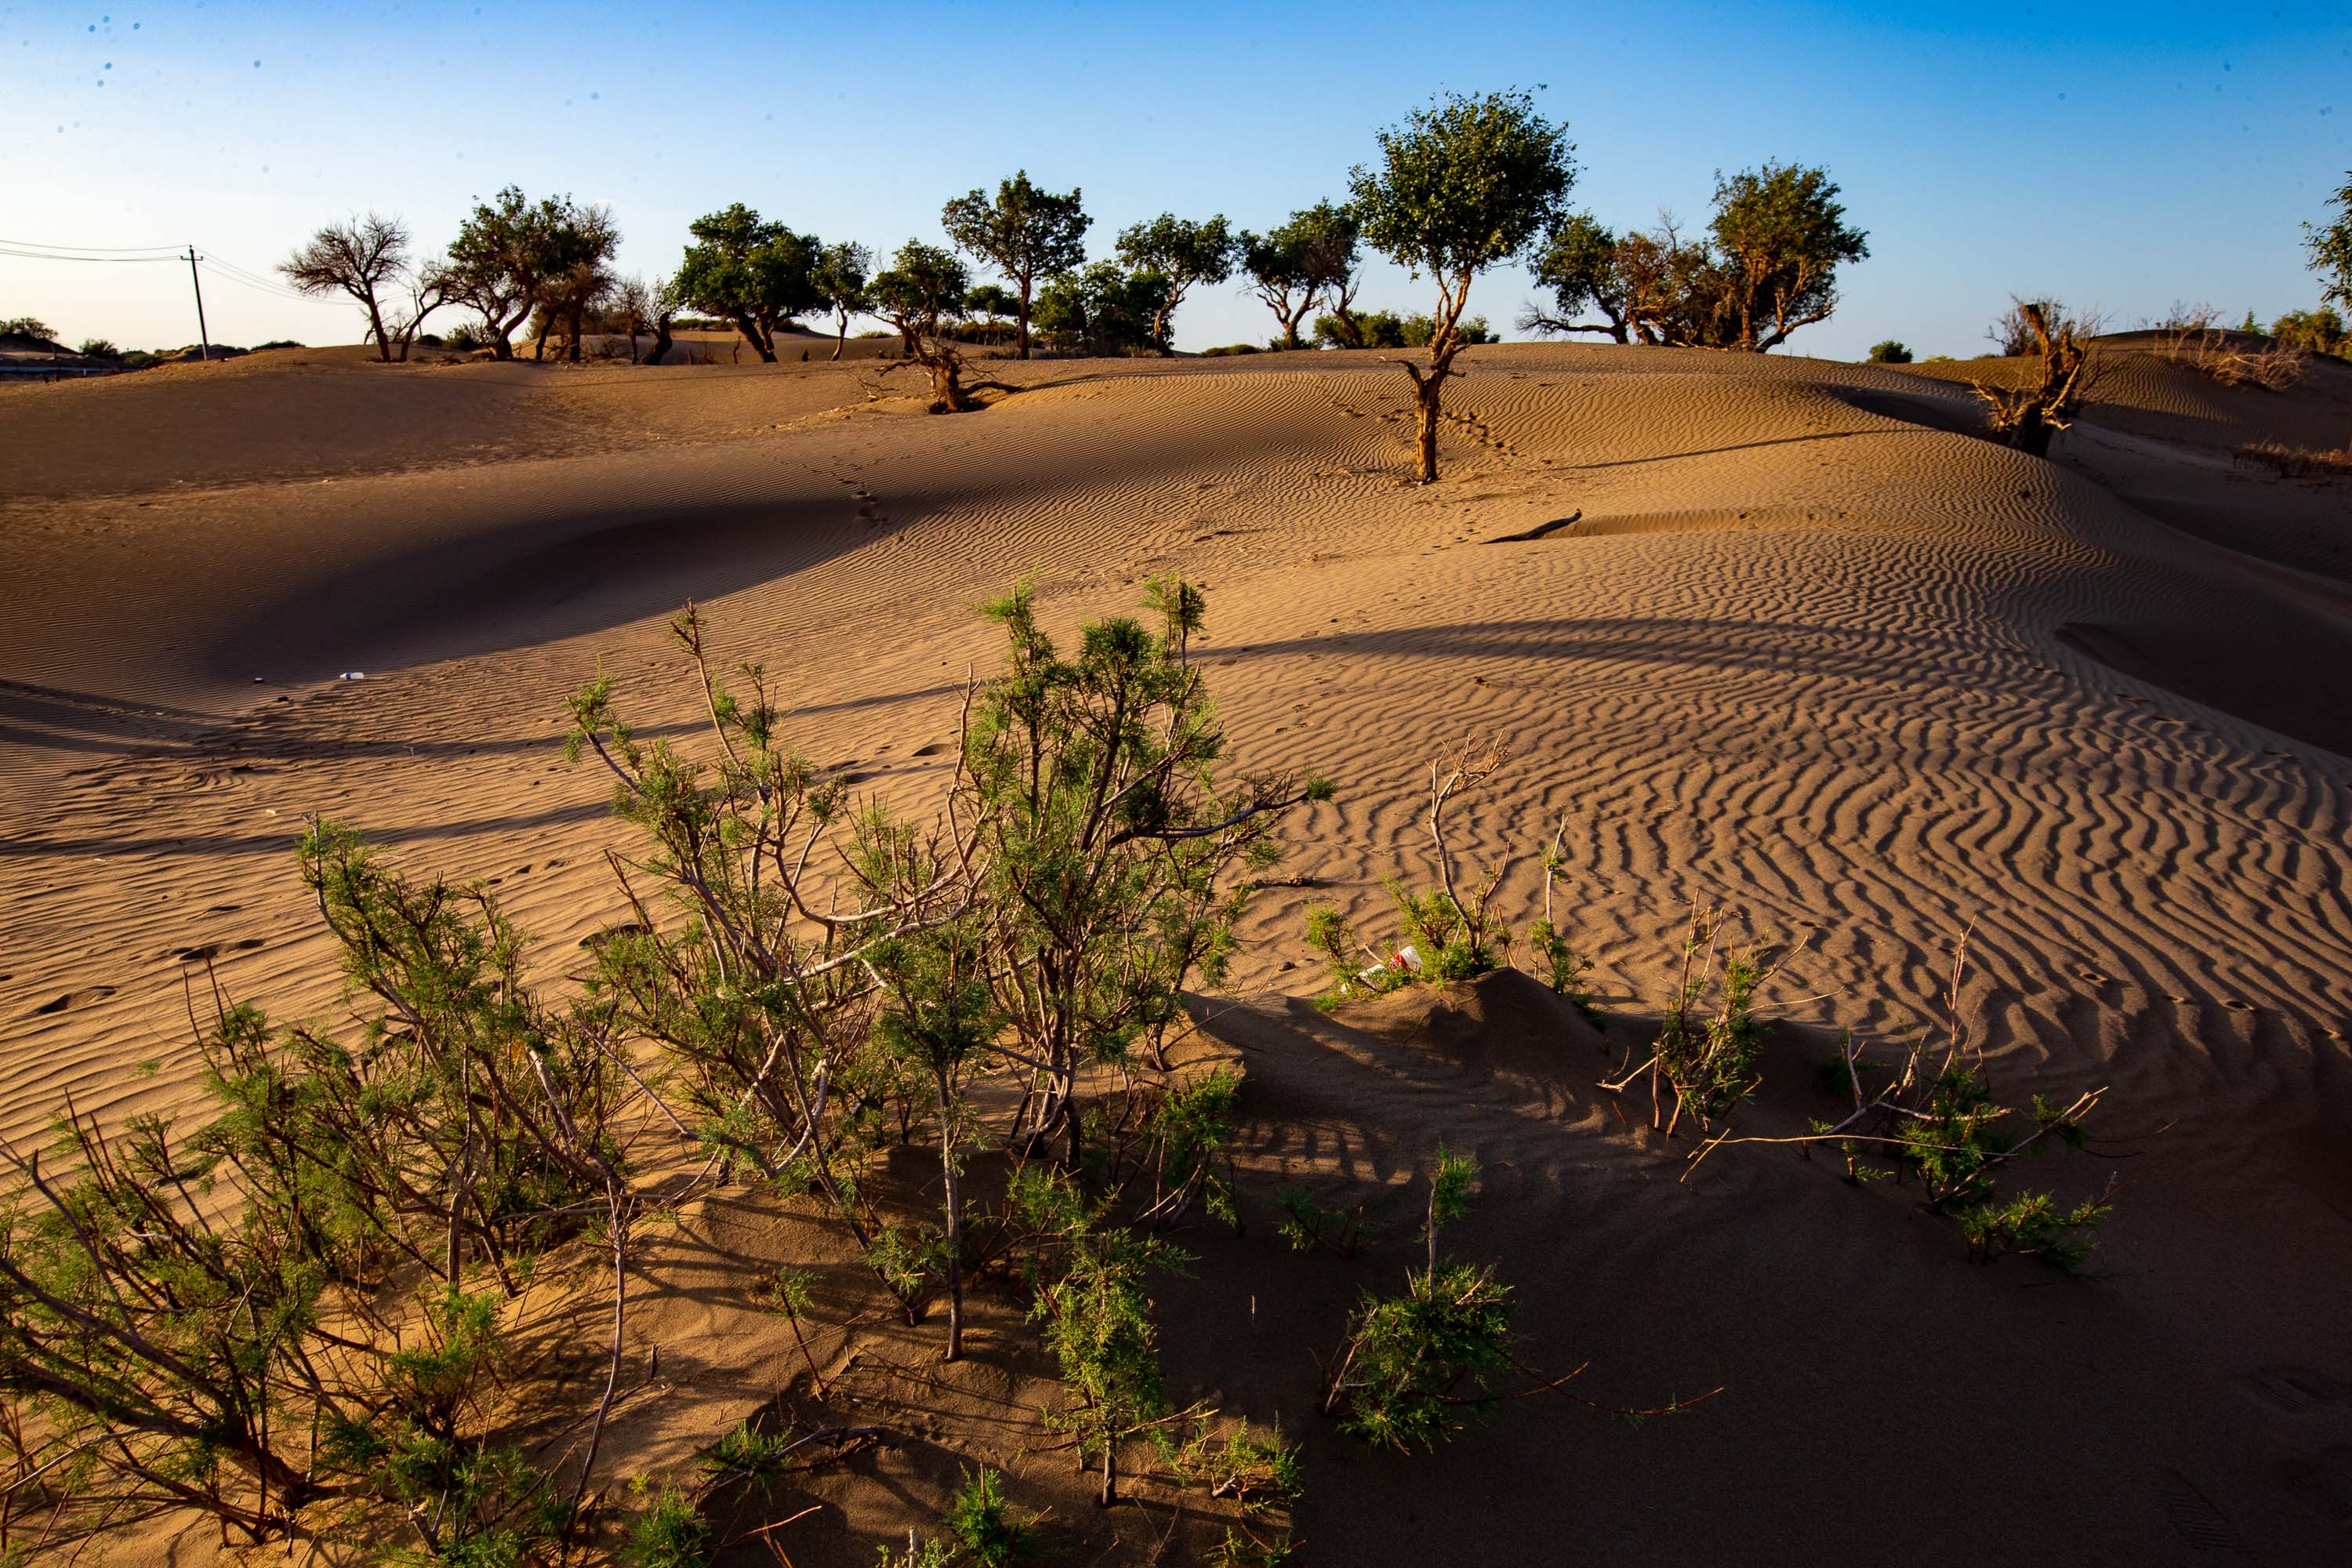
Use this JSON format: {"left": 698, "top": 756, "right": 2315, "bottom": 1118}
{"left": 4, "top": 0, "right": 2347, "bottom": 358}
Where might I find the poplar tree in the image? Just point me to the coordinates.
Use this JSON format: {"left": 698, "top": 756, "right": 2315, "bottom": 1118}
{"left": 1351, "top": 89, "right": 1576, "bottom": 482}
{"left": 942, "top": 172, "right": 1091, "bottom": 360}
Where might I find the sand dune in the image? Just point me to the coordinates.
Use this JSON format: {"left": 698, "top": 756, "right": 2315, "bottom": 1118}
{"left": 3, "top": 341, "right": 2351, "bottom": 1563}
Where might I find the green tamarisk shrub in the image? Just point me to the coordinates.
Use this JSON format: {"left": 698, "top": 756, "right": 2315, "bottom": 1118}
{"left": 1318, "top": 1144, "right": 1515, "bottom": 1451}
{"left": 1011, "top": 1166, "right": 1185, "bottom": 1506}
{"left": 942, "top": 1467, "right": 1037, "bottom": 1566}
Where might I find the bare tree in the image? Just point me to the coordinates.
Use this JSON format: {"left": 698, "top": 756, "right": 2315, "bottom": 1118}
{"left": 279, "top": 214, "right": 442, "bottom": 362}
{"left": 1974, "top": 300, "right": 2110, "bottom": 457}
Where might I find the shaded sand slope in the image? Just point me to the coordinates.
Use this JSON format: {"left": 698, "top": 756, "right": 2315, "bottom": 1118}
{"left": 3, "top": 343, "right": 2351, "bottom": 1563}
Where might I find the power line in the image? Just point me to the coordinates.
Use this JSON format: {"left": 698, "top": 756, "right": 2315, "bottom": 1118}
{"left": 0, "top": 237, "right": 183, "bottom": 255}
{"left": 0, "top": 245, "right": 177, "bottom": 263}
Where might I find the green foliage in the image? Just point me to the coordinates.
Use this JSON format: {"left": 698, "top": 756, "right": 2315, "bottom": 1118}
{"left": 1527, "top": 917, "right": 1601, "bottom": 1025}
{"left": 1385, "top": 875, "right": 1501, "bottom": 981}
{"left": 1324, "top": 1261, "right": 1515, "bottom": 1452}
{"left": 2271, "top": 305, "right": 2347, "bottom": 356}
{"left": 1312, "top": 309, "right": 1492, "bottom": 349}
{"left": 1179, "top": 1418, "right": 1301, "bottom": 1514}
{"left": 75, "top": 337, "right": 118, "bottom": 358}
{"left": 325, "top": 1290, "right": 568, "bottom": 1565}
{"left": 1011, "top": 1167, "right": 1181, "bottom": 1501}
{"left": 1349, "top": 88, "right": 1575, "bottom": 285}
{"left": 1274, "top": 1185, "right": 1367, "bottom": 1258}
{"left": 962, "top": 577, "right": 1312, "bottom": 1161}
{"left": 2309, "top": 171, "right": 2352, "bottom": 310}
{"left": 1706, "top": 162, "right": 1869, "bottom": 350}
{"left": 942, "top": 1468, "right": 1036, "bottom": 1566}
{"left": 1240, "top": 201, "right": 1363, "bottom": 347}
{"left": 811, "top": 241, "right": 875, "bottom": 342}
{"left": 1954, "top": 1189, "right": 2107, "bottom": 1269}
{"left": 941, "top": 171, "right": 1089, "bottom": 356}
{"left": 870, "top": 240, "right": 972, "bottom": 340}
{"left": 625, "top": 1481, "right": 710, "bottom": 1568}
{"left": 1635, "top": 907, "right": 1775, "bottom": 1134}
{"left": 1114, "top": 212, "right": 1241, "bottom": 347}
{"left": 1320, "top": 1146, "right": 1513, "bottom": 1451}
{"left": 0, "top": 315, "right": 54, "bottom": 341}
{"left": 673, "top": 203, "right": 821, "bottom": 361}
{"left": 445, "top": 186, "right": 616, "bottom": 359}
{"left": 1868, "top": 339, "right": 1913, "bottom": 363}
{"left": 1528, "top": 165, "right": 1866, "bottom": 351}
{"left": 1033, "top": 260, "right": 1162, "bottom": 354}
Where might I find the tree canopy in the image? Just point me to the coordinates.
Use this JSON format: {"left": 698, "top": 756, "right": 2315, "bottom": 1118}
{"left": 674, "top": 203, "right": 821, "bottom": 362}
{"left": 2310, "top": 172, "right": 2352, "bottom": 311}
{"left": 1113, "top": 213, "right": 1240, "bottom": 349}
{"left": 442, "top": 187, "right": 611, "bottom": 360}
{"left": 809, "top": 240, "right": 873, "bottom": 360}
{"left": 279, "top": 213, "right": 432, "bottom": 362}
{"left": 1525, "top": 162, "right": 1864, "bottom": 353}
{"left": 870, "top": 240, "right": 982, "bottom": 409}
{"left": 1034, "top": 262, "right": 1161, "bottom": 357}
{"left": 1706, "top": 162, "right": 1868, "bottom": 350}
{"left": 941, "top": 172, "right": 1090, "bottom": 359}
{"left": 1241, "top": 202, "right": 1362, "bottom": 350}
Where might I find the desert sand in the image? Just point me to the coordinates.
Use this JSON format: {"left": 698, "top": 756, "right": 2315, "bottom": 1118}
{"left": 4, "top": 339, "right": 2352, "bottom": 1563}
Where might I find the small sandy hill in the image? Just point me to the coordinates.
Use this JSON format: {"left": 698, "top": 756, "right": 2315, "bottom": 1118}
{"left": 4, "top": 339, "right": 2352, "bottom": 1563}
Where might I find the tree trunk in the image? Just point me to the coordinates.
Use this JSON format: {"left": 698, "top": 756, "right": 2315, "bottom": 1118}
{"left": 2016, "top": 409, "right": 2054, "bottom": 459}
{"left": 832, "top": 308, "right": 848, "bottom": 361}
{"left": 647, "top": 321, "right": 672, "bottom": 366}
{"left": 1099, "top": 1441, "right": 1116, "bottom": 1507}
{"left": 1018, "top": 277, "right": 1034, "bottom": 360}
{"left": 939, "top": 1078, "right": 963, "bottom": 1363}
{"left": 927, "top": 354, "right": 973, "bottom": 413}
{"left": 1412, "top": 372, "right": 1443, "bottom": 484}
{"left": 566, "top": 303, "right": 584, "bottom": 362}
{"left": 364, "top": 292, "right": 392, "bottom": 363}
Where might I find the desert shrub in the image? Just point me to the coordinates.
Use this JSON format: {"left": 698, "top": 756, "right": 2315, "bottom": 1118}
{"left": 74, "top": 337, "right": 118, "bottom": 358}
{"left": 1605, "top": 906, "right": 1784, "bottom": 1136}
{"left": 0, "top": 316, "right": 54, "bottom": 340}
{"left": 1200, "top": 341, "right": 1261, "bottom": 355}
{"left": 1138, "top": 1069, "right": 1242, "bottom": 1232}
{"left": 2238, "top": 439, "right": 2352, "bottom": 480}
{"left": 323, "top": 1290, "right": 569, "bottom": 1563}
{"left": 1703, "top": 956, "right": 2121, "bottom": 1266}
{"left": 626, "top": 1481, "right": 710, "bottom": 1568}
{"left": 1867, "top": 339, "right": 1911, "bottom": 363}
{"left": 1529, "top": 821, "right": 1602, "bottom": 1024}
{"left": 1319, "top": 1145, "right": 1513, "bottom": 1451}
{"left": 1305, "top": 741, "right": 1513, "bottom": 1001}
{"left": 1011, "top": 1167, "right": 1182, "bottom": 1505}
{"left": 0, "top": 822, "right": 641, "bottom": 1551}
{"left": 2155, "top": 325, "right": 2307, "bottom": 390}
{"left": 942, "top": 1468, "right": 1036, "bottom": 1566}
{"left": 1274, "top": 1185, "right": 1367, "bottom": 1258}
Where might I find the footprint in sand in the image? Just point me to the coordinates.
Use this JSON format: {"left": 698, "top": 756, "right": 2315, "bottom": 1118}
{"left": 2156, "top": 1468, "right": 2250, "bottom": 1555}
{"left": 2241, "top": 1365, "right": 2352, "bottom": 1414}
{"left": 30, "top": 985, "right": 117, "bottom": 1017}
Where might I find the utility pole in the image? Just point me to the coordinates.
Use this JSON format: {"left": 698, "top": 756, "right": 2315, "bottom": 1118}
{"left": 183, "top": 245, "right": 210, "bottom": 361}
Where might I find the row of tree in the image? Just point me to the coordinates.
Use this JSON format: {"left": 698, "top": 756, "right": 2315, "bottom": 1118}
{"left": 278, "top": 143, "right": 1875, "bottom": 374}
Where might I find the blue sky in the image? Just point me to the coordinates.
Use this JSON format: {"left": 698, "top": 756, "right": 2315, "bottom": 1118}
{"left": 4, "top": 0, "right": 2347, "bottom": 357}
